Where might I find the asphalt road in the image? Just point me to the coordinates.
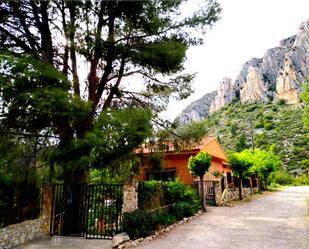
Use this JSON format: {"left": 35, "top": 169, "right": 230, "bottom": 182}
{"left": 137, "top": 186, "right": 309, "bottom": 249}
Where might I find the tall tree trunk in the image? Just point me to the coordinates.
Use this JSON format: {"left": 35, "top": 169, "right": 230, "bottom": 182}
{"left": 200, "top": 175, "right": 207, "bottom": 212}
{"left": 239, "top": 177, "right": 243, "bottom": 200}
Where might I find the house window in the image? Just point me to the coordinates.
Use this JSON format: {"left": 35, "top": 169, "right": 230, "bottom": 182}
{"left": 146, "top": 168, "right": 176, "bottom": 181}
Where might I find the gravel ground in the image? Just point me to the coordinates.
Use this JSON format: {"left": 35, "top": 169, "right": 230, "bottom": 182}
{"left": 136, "top": 186, "right": 309, "bottom": 249}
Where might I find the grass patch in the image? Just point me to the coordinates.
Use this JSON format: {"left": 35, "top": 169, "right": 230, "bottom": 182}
{"left": 267, "top": 183, "right": 286, "bottom": 192}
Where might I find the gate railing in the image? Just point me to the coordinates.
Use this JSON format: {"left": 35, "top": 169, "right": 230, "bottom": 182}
{"left": 50, "top": 184, "right": 123, "bottom": 239}
{"left": 195, "top": 180, "right": 216, "bottom": 206}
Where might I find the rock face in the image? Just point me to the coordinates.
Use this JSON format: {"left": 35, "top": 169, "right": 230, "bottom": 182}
{"left": 176, "top": 91, "right": 216, "bottom": 124}
{"left": 276, "top": 20, "right": 309, "bottom": 104}
{"left": 209, "top": 77, "right": 233, "bottom": 113}
{"left": 177, "top": 19, "right": 309, "bottom": 123}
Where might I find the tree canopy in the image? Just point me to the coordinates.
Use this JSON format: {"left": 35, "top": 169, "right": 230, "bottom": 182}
{"left": 0, "top": 1, "right": 221, "bottom": 182}
{"left": 188, "top": 152, "right": 212, "bottom": 177}
{"left": 188, "top": 151, "right": 211, "bottom": 211}
{"left": 249, "top": 148, "right": 281, "bottom": 188}
{"left": 229, "top": 150, "right": 253, "bottom": 178}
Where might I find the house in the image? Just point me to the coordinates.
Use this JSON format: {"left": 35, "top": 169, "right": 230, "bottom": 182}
{"left": 135, "top": 136, "right": 231, "bottom": 185}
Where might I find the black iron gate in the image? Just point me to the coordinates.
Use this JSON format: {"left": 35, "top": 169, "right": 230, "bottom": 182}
{"left": 195, "top": 181, "right": 216, "bottom": 206}
{"left": 50, "top": 184, "right": 123, "bottom": 239}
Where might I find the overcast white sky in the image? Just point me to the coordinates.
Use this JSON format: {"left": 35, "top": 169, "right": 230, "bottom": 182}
{"left": 162, "top": 0, "right": 309, "bottom": 120}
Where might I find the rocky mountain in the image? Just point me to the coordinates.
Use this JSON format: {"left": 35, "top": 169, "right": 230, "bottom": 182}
{"left": 178, "top": 19, "right": 309, "bottom": 124}
{"left": 176, "top": 91, "right": 216, "bottom": 124}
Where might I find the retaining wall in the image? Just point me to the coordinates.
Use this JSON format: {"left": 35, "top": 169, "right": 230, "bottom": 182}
{"left": 0, "top": 185, "right": 52, "bottom": 249}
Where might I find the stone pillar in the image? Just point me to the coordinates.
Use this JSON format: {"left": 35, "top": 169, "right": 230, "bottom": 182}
{"left": 40, "top": 185, "right": 53, "bottom": 234}
{"left": 214, "top": 181, "right": 222, "bottom": 206}
{"left": 122, "top": 181, "right": 138, "bottom": 213}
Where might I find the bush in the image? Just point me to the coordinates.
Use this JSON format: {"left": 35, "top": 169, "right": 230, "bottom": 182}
{"left": 154, "top": 212, "right": 176, "bottom": 226}
{"left": 277, "top": 99, "right": 286, "bottom": 105}
{"left": 170, "top": 202, "right": 198, "bottom": 220}
{"left": 269, "top": 182, "right": 283, "bottom": 189}
{"left": 138, "top": 181, "right": 166, "bottom": 209}
{"left": 292, "top": 175, "right": 309, "bottom": 186}
{"left": 132, "top": 180, "right": 201, "bottom": 239}
{"left": 123, "top": 210, "right": 157, "bottom": 239}
{"left": 264, "top": 122, "right": 273, "bottom": 130}
{"left": 166, "top": 179, "right": 200, "bottom": 204}
{"left": 268, "top": 171, "right": 293, "bottom": 185}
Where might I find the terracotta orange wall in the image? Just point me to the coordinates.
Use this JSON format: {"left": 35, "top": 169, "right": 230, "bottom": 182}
{"left": 205, "top": 157, "right": 231, "bottom": 180}
{"left": 135, "top": 152, "right": 197, "bottom": 185}
{"left": 200, "top": 139, "right": 228, "bottom": 162}
{"left": 165, "top": 153, "right": 196, "bottom": 185}
{"left": 135, "top": 152, "right": 231, "bottom": 185}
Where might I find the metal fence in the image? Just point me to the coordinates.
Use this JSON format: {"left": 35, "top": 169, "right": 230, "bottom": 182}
{"left": 50, "top": 184, "right": 123, "bottom": 239}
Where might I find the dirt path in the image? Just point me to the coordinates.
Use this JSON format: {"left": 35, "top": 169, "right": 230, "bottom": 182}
{"left": 137, "top": 186, "right": 309, "bottom": 249}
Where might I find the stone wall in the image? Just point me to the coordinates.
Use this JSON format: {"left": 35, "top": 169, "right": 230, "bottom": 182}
{"left": 221, "top": 187, "right": 259, "bottom": 203}
{"left": 0, "top": 185, "right": 53, "bottom": 249}
{"left": 0, "top": 219, "right": 44, "bottom": 249}
{"left": 122, "top": 182, "right": 138, "bottom": 213}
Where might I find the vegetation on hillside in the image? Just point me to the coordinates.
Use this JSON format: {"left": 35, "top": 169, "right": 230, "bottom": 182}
{"left": 175, "top": 101, "right": 308, "bottom": 173}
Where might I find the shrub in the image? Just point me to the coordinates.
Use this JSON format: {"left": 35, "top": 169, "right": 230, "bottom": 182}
{"left": 138, "top": 181, "right": 166, "bottom": 209}
{"left": 292, "top": 175, "right": 309, "bottom": 186}
{"left": 123, "top": 210, "right": 157, "bottom": 239}
{"left": 170, "top": 202, "right": 198, "bottom": 220}
{"left": 264, "top": 122, "right": 273, "bottom": 130}
{"left": 268, "top": 171, "right": 293, "bottom": 185}
{"left": 269, "top": 182, "right": 282, "bottom": 189}
{"left": 154, "top": 212, "right": 176, "bottom": 226}
{"left": 166, "top": 179, "right": 201, "bottom": 205}
{"left": 276, "top": 99, "right": 286, "bottom": 105}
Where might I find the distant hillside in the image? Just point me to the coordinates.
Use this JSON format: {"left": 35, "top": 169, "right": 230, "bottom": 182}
{"left": 177, "top": 19, "right": 309, "bottom": 125}
{"left": 203, "top": 101, "right": 308, "bottom": 173}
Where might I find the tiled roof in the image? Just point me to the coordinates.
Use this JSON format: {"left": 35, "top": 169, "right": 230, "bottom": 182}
{"left": 136, "top": 135, "right": 217, "bottom": 154}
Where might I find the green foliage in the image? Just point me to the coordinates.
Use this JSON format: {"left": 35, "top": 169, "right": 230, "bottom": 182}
{"left": 138, "top": 179, "right": 200, "bottom": 210}
{"left": 166, "top": 179, "right": 201, "bottom": 205}
{"left": 0, "top": 172, "right": 14, "bottom": 228}
{"left": 138, "top": 180, "right": 166, "bottom": 210}
{"left": 229, "top": 150, "right": 253, "bottom": 177}
{"left": 268, "top": 171, "right": 294, "bottom": 185}
{"left": 188, "top": 152, "right": 212, "bottom": 177}
{"left": 276, "top": 99, "right": 286, "bottom": 105}
{"left": 250, "top": 149, "right": 281, "bottom": 187}
{"left": 123, "top": 210, "right": 157, "bottom": 239}
{"left": 126, "top": 180, "right": 201, "bottom": 239}
{"left": 300, "top": 78, "right": 309, "bottom": 130}
{"left": 264, "top": 122, "right": 273, "bottom": 130}
{"left": 0, "top": 0, "right": 221, "bottom": 186}
{"left": 169, "top": 202, "right": 198, "bottom": 220}
{"left": 86, "top": 108, "right": 153, "bottom": 169}
{"left": 292, "top": 175, "right": 309, "bottom": 186}
{"left": 211, "top": 170, "right": 223, "bottom": 177}
{"left": 154, "top": 212, "right": 176, "bottom": 226}
{"left": 182, "top": 101, "right": 308, "bottom": 173}
{"left": 235, "top": 134, "right": 249, "bottom": 152}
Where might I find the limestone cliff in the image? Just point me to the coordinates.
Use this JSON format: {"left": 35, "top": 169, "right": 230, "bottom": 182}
{"left": 176, "top": 91, "right": 216, "bottom": 124}
{"left": 209, "top": 77, "right": 233, "bottom": 113}
{"left": 177, "top": 19, "right": 309, "bottom": 123}
{"left": 276, "top": 20, "right": 309, "bottom": 104}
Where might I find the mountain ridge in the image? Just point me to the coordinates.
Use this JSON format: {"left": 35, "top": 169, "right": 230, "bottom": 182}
{"left": 177, "top": 19, "right": 309, "bottom": 124}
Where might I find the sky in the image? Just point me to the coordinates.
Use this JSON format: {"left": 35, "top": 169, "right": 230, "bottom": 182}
{"left": 162, "top": 0, "right": 309, "bottom": 121}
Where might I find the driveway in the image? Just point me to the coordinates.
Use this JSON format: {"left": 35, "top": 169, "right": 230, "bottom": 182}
{"left": 15, "top": 236, "right": 112, "bottom": 249}
{"left": 137, "top": 186, "right": 309, "bottom": 249}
